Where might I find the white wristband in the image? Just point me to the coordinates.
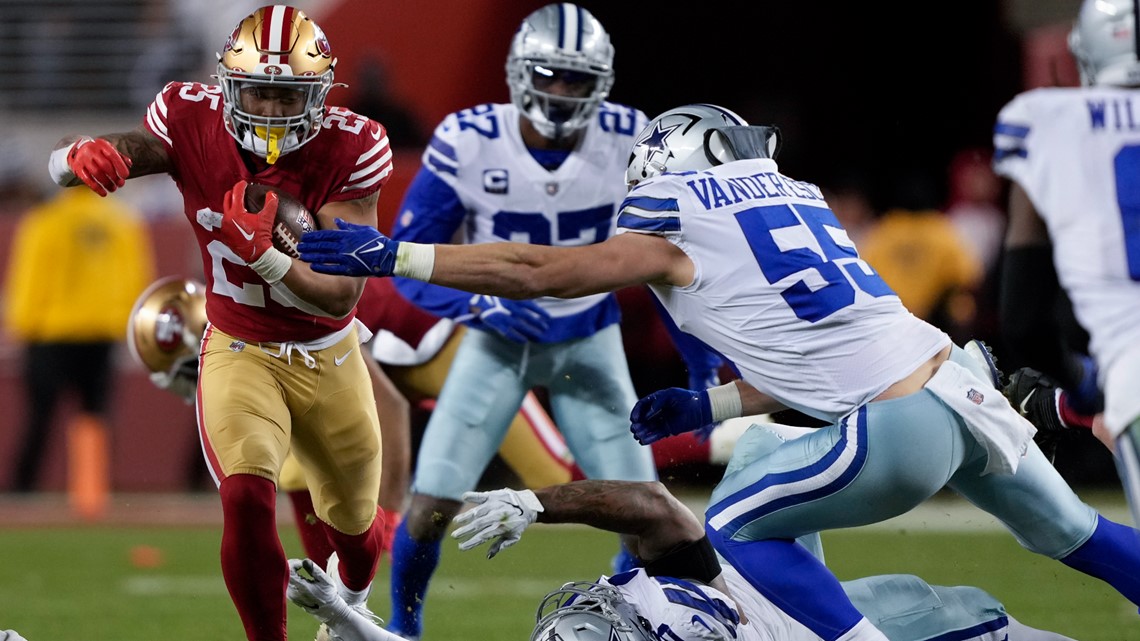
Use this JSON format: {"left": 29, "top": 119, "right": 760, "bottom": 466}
{"left": 49, "top": 141, "right": 81, "bottom": 186}
{"left": 707, "top": 382, "right": 743, "bottom": 422}
{"left": 394, "top": 242, "right": 435, "bottom": 281}
{"left": 249, "top": 247, "right": 292, "bottom": 284}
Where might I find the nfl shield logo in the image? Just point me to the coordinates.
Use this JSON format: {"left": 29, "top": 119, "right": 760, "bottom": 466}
{"left": 966, "top": 388, "right": 984, "bottom": 405}
{"left": 545, "top": 182, "right": 559, "bottom": 195}
{"left": 229, "top": 340, "right": 246, "bottom": 353}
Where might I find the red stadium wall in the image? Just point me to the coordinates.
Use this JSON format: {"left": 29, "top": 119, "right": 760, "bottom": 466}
{"left": 315, "top": 0, "right": 552, "bottom": 139}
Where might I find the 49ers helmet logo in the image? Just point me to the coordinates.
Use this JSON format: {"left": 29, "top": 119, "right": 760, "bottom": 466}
{"left": 154, "top": 305, "right": 187, "bottom": 353}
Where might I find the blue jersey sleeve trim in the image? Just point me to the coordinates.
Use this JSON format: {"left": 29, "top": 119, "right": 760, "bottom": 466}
{"left": 622, "top": 195, "right": 680, "bottom": 212}
{"left": 617, "top": 212, "right": 681, "bottom": 233}
{"left": 428, "top": 133, "right": 457, "bottom": 162}
{"left": 993, "top": 122, "right": 1030, "bottom": 139}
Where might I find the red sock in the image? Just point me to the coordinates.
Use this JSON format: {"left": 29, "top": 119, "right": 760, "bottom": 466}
{"left": 378, "top": 506, "right": 402, "bottom": 557}
{"left": 219, "top": 474, "right": 287, "bottom": 641}
{"left": 1059, "top": 391, "right": 1095, "bottom": 430}
{"left": 323, "top": 516, "right": 381, "bottom": 593}
{"left": 287, "top": 489, "right": 335, "bottom": 568}
{"left": 651, "top": 433, "right": 712, "bottom": 469}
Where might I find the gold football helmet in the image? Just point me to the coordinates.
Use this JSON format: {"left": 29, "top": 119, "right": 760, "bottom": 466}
{"left": 217, "top": 5, "right": 337, "bottom": 163}
{"left": 127, "top": 277, "right": 208, "bottom": 402}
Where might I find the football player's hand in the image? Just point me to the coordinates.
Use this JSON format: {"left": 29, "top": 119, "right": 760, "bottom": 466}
{"left": 286, "top": 558, "right": 350, "bottom": 624}
{"left": 452, "top": 489, "right": 544, "bottom": 559}
{"left": 378, "top": 507, "right": 402, "bottom": 555}
{"left": 149, "top": 360, "right": 198, "bottom": 404}
{"left": 299, "top": 218, "right": 400, "bottom": 277}
{"left": 688, "top": 369, "right": 722, "bottom": 443}
{"left": 67, "top": 137, "right": 131, "bottom": 196}
{"left": 220, "top": 180, "right": 277, "bottom": 263}
{"left": 459, "top": 295, "right": 550, "bottom": 343}
{"left": 630, "top": 387, "right": 713, "bottom": 445}
{"left": 0, "top": 631, "right": 29, "bottom": 641}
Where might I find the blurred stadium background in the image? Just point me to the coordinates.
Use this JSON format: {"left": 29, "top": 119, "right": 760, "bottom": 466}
{"left": 0, "top": 0, "right": 1133, "bottom": 639}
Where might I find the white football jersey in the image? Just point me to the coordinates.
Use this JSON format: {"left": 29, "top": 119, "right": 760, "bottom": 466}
{"left": 423, "top": 101, "right": 647, "bottom": 320}
{"left": 615, "top": 159, "right": 949, "bottom": 422}
{"left": 603, "top": 567, "right": 814, "bottom": 641}
{"left": 993, "top": 87, "right": 1140, "bottom": 376}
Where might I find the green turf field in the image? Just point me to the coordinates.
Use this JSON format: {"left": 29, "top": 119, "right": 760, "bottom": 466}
{"left": 0, "top": 491, "right": 1135, "bottom": 640}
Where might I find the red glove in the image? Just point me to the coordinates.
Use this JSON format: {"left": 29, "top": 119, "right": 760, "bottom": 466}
{"left": 378, "top": 507, "right": 402, "bottom": 555}
{"left": 67, "top": 137, "right": 131, "bottom": 196}
{"left": 220, "top": 180, "right": 278, "bottom": 263}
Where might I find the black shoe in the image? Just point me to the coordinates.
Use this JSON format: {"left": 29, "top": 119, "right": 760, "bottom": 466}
{"left": 1004, "top": 367, "right": 1070, "bottom": 463}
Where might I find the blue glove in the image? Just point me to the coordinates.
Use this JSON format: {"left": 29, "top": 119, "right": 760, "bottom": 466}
{"left": 629, "top": 387, "right": 713, "bottom": 445}
{"left": 298, "top": 218, "right": 399, "bottom": 277}
{"left": 457, "top": 294, "right": 551, "bottom": 343}
{"left": 686, "top": 369, "right": 722, "bottom": 442}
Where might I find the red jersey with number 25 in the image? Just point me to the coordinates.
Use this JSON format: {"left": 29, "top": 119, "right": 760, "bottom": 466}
{"left": 142, "top": 81, "right": 392, "bottom": 342}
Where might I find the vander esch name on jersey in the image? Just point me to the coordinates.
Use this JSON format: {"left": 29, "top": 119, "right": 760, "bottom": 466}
{"left": 1087, "top": 97, "right": 1140, "bottom": 132}
{"left": 686, "top": 171, "right": 824, "bottom": 211}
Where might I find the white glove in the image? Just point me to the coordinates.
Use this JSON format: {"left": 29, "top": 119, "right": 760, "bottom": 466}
{"left": 0, "top": 631, "right": 29, "bottom": 641}
{"left": 149, "top": 359, "right": 198, "bottom": 404}
{"left": 286, "top": 558, "right": 352, "bottom": 625}
{"left": 451, "top": 488, "right": 544, "bottom": 558}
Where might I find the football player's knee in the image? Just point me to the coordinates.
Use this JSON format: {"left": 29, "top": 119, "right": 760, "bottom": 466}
{"left": 322, "top": 497, "right": 380, "bottom": 536}
{"left": 404, "top": 496, "right": 461, "bottom": 540}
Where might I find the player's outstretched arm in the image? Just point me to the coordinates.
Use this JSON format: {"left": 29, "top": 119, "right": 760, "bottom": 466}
{"left": 300, "top": 222, "right": 692, "bottom": 299}
{"left": 49, "top": 126, "right": 171, "bottom": 194}
{"left": 452, "top": 481, "right": 702, "bottom": 562}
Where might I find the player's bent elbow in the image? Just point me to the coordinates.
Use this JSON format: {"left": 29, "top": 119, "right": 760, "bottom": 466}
{"left": 643, "top": 482, "right": 703, "bottom": 533}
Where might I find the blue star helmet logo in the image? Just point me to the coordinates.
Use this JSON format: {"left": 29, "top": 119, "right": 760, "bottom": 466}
{"left": 636, "top": 119, "right": 683, "bottom": 167}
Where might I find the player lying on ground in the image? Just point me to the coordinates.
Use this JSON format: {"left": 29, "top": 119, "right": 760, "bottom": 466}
{"left": 286, "top": 446, "right": 1076, "bottom": 640}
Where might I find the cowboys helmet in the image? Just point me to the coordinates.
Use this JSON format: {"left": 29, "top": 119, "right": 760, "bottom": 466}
{"left": 507, "top": 3, "right": 615, "bottom": 139}
{"left": 531, "top": 582, "right": 657, "bottom": 641}
{"left": 1069, "top": 0, "right": 1140, "bottom": 87}
{"left": 217, "top": 5, "right": 337, "bottom": 163}
{"left": 626, "top": 103, "right": 782, "bottom": 186}
{"left": 127, "top": 277, "right": 207, "bottom": 401}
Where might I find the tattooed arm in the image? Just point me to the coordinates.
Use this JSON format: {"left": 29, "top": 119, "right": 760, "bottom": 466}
{"left": 532, "top": 480, "right": 704, "bottom": 563}
{"left": 532, "top": 480, "right": 735, "bottom": 602}
{"left": 53, "top": 125, "right": 173, "bottom": 182}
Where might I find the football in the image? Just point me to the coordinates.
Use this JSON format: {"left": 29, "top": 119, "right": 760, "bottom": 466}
{"left": 244, "top": 183, "right": 317, "bottom": 258}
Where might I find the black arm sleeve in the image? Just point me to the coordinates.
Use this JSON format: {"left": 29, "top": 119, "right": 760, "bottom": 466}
{"left": 999, "top": 245, "right": 1068, "bottom": 375}
{"left": 643, "top": 535, "right": 722, "bottom": 584}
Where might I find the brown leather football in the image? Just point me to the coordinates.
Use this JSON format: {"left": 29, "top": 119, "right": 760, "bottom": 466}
{"left": 244, "top": 183, "right": 317, "bottom": 258}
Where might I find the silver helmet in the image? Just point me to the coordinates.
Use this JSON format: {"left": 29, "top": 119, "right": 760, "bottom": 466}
{"left": 626, "top": 103, "right": 782, "bottom": 186}
{"left": 506, "top": 3, "right": 615, "bottom": 139}
{"left": 531, "top": 582, "right": 657, "bottom": 641}
{"left": 1069, "top": 0, "right": 1140, "bottom": 87}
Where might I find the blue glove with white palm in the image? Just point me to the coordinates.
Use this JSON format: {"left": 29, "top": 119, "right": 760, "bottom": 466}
{"left": 629, "top": 387, "right": 714, "bottom": 445}
{"left": 298, "top": 218, "right": 400, "bottom": 277}
{"left": 457, "top": 294, "right": 551, "bottom": 343}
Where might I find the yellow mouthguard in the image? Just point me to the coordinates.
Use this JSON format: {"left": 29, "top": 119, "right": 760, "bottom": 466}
{"left": 254, "top": 126, "right": 287, "bottom": 164}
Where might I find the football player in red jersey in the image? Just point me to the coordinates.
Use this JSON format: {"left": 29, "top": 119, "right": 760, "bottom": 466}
{"left": 48, "top": 6, "right": 393, "bottom": 640}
